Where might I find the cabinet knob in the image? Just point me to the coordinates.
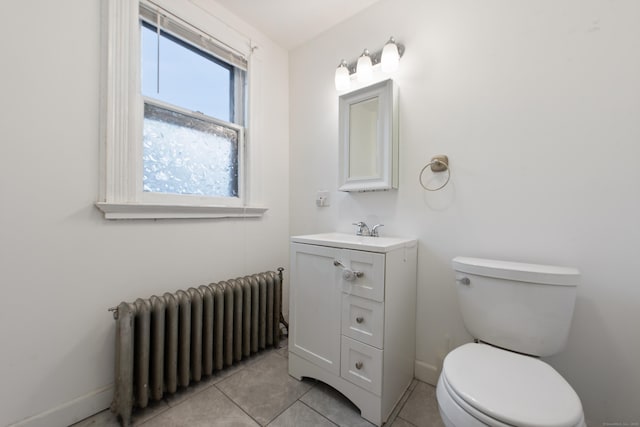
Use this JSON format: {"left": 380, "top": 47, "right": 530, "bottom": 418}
{"left": 342, "top": 269, "right": 363, "bottom": 281}
{"left": 334, "top": 261, "right": 364, "bottom": 281}
{"left": 355, "top": 361, "right": 363, "bottom": 370}
{"left": 356, "top": 316, "right": 364, "bottom": 324}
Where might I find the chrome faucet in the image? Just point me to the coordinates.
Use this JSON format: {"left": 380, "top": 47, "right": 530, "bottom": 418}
{"left": 370, "top": 224, "right": 384, "bottom": 237}
{"left": 352, "top": 222, "right": 384, "bottom": 237}
{"left": 352, "top": 221, "right": 371, "bottom": 236}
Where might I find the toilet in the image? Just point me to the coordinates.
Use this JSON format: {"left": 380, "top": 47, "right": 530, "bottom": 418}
{"left": 436, "top": 257, "right": 585, "bottom": 427}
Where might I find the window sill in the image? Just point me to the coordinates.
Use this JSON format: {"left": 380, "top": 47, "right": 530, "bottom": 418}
{"left": 95, "top": 202, "right": 268, "bottom": 220}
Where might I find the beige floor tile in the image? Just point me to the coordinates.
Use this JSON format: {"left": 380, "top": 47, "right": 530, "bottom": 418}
{"left": 72, "top": 399, "right": 170, "bottom": 427}
{"left": 276, "top": 337, "right": 289, "bottom": 359}
{"left": 70, "top": 348, "right": 439, "bottom": 427}
{"left": 141, "top": 385, "right": 259, "bottom": 426}
{"left": 163, "top": 376, "right": 217, "bottom": 408}
{"left": 163, "top": 355, "right": 257, "bottom": 408}
{"left": 216, "top": 352, "right": 313, "bottom": 425}
{"left": 300, "top": 381, "right": 374, "bottom": 427}
{"left": 397, "top": 381, "right": 444, "bottom": 427}
{"left": 267, "top": 401, "right": 335, "bottom": 427}
{"left": 389, "top": 417, "right": 417, "bottom": 427}
{"left": 70, "top": 409, "right": 121, "bottom": 427}
{"left": 131, "top": 400, "right": 172, "bottom": 426}
{"left": 131, "top": 400, "right": 173, "bottom": 426}
{"left": 385, "top": 379, "right": 418, "bottom": 426}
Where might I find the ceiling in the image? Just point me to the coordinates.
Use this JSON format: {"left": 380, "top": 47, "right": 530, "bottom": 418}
{"left": 212, "top": 0, "right": 383, "bottom": 50}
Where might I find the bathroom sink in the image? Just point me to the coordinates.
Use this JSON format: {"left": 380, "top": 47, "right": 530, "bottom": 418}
{"left": 291, "top": 232, "right": 416, "bottom": 253}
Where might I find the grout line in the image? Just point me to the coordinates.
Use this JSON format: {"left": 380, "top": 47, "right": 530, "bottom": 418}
{"left": 163, "top": 378, "right": 216, "bottom": 408}
{"left": 396, "top": 415, "right": 419, "bottom": 426}
{"left": 140, "top": 346, "right": 282, "bottom": 425}
{"left": 298, "top": 400, "right": 340, "bottom": 426}
{"left": 133, "top": 400, "right": 171, "bottom": 426}
{"left": 298, "top": 378, "right": 318, "bottom": 399}
{"left": 262, "top": 397, "right": 300, "bottom": 426}
{"left": 212, "top": 344, "right": 279, "bottom": 386}
{"left": 213, "top": 348, "right": 294, "bottom": 426}
{"left": 385, "top": 379, "right": 417, "bottom": 425}
{"left": 261, "top": 377, "right": 317, "bottom": 425}
{"left": 212, "top": 353, "right": 275, "bottom": 426}
{"left": 214, "top": 383, "right": 264, "bottom": 426}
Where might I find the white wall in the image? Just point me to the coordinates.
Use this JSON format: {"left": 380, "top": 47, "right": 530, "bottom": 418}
{"left": 289, "top": 0, "right": 640, "bottom": 425}
{"left": 0, "top": 1, "right": 289, "bottom": 426}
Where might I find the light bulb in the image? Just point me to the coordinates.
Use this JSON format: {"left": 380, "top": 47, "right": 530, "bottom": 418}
{"left": 334, "top": 60, "right": 351, "bottom": 91}
{"left": 381, "top": 38, "right": 400, "bottom": 73}
{"left": 356, "top": 50, "right": 373, "bottom": 83}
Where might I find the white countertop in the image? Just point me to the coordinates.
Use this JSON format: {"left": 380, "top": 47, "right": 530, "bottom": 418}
{"left": 291, "top": 232, "right": 417, "bottom": 253}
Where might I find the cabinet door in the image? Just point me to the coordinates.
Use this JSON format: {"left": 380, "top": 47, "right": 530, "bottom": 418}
{"left": 289, "top": 243, "right": 342, "bottom": 375}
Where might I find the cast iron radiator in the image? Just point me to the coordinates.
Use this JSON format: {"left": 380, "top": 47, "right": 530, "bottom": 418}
{"left": 109, "top": 269, "right": 284, "bottom": 426}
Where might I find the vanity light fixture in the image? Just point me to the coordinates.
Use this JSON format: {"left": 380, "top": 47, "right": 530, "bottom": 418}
{"left": 381, "top": 37, "right": 400, "bottom": 73}
{"left": 334, "top": 60, "right": 351, "bottom": 91}
{"left": 334, "top": 36, "right": 405, "bottom": 91}
{"left": 356, "top": 49, "right": 373, "bottom": 83}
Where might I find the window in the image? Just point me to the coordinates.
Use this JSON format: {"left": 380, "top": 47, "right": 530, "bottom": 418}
{"left": 96, "top": 0, "right": 266, "bottom": 219}
{"left": 140, "top": 11, "right": 243, "bottom": 199}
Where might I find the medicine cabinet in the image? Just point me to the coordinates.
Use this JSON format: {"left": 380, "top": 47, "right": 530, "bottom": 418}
{"left": 338, "top": 79, "right": 398, "bottom": 192}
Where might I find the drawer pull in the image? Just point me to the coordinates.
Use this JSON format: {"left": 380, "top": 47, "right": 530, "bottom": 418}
{"left": 355, "top": 316, "right": 364, "bottom": 324}
{"left": 333, "top": 260, "right": 364, "bottom": 281}
{"left": 355, "top": 361, "right": 363, "bottom": 370}
{"left": 342, "top": 269, "right": 363, "bottom": 281}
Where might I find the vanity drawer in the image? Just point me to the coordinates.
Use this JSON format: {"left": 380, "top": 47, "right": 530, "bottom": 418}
{"left": 339, "top": 250, "right": 385, "bottom": 302}
{"left": 340, "top": 336, "right": 383, "bottom": 396}
{"left": 341, "top": 294, "right": 384, "bottom": 349}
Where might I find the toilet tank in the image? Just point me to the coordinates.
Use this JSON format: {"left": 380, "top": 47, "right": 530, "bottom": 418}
{"left": 452, "top": 257, "right": 580, "bottom": 357}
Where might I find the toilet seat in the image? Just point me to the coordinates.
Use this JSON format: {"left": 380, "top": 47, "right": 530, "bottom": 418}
{"left": 439, "top": 343, "right": 584, "bottom": 427}
{"left": 438, "top": 373, "right": 515, "bottom": 427}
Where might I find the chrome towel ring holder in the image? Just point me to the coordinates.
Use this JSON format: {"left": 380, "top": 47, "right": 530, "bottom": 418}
{"left": 419, "top": 155, "right": 450, "bottom": 191}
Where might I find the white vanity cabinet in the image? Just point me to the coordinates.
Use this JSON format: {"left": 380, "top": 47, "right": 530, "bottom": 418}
{"left": 288, "top": 233, "right": 417, "bottom": 426}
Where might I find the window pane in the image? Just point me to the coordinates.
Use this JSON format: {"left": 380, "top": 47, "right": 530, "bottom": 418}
{"left": 143, "top": 103, "right": 239, "bottom": 197}
{"left": 141, "top": 23, "right": 231, "bottom": 121}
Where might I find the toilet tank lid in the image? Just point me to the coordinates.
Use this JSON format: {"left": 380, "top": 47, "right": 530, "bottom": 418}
{"left": 452, "top": 257, "right": 580, "bottom": 286}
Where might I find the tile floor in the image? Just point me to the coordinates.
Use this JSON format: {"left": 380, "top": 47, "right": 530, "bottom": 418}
{"left": 73, "top": 339, "right": 444, "bottom": 427}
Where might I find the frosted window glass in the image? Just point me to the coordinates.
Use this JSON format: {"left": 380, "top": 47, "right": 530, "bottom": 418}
{"left": 143, "top": 103, "right": 238, "bottom": 197}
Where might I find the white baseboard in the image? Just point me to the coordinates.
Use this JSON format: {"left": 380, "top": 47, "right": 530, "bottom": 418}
{"left": 9, "top": 385, "right": 113, "bottom": 427}
{"left": 415, "top": 360, "right": 440, "bottom": 386}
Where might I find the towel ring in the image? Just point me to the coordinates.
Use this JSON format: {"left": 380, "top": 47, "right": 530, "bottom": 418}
{"left": 419, "top": 156, "right": 450, "bottom": 191}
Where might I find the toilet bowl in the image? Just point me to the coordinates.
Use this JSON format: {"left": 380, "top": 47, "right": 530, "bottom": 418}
{"left": 436, "top": 343, "right": 585, "bottom": 427}
{"left": 436, "top": 257, "right": 585, "bottom": 427}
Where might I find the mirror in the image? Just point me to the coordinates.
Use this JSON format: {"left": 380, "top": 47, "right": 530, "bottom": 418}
{"left": 349, "top": 97, "right": 379, "bottom": 178}
{"left": 339, "top": 79, "right": 397, "bottom": 192}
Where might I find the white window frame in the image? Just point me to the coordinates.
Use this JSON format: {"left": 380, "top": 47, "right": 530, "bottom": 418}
{"left": 96, "top": 0, "right": 267, "bottom": 219}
